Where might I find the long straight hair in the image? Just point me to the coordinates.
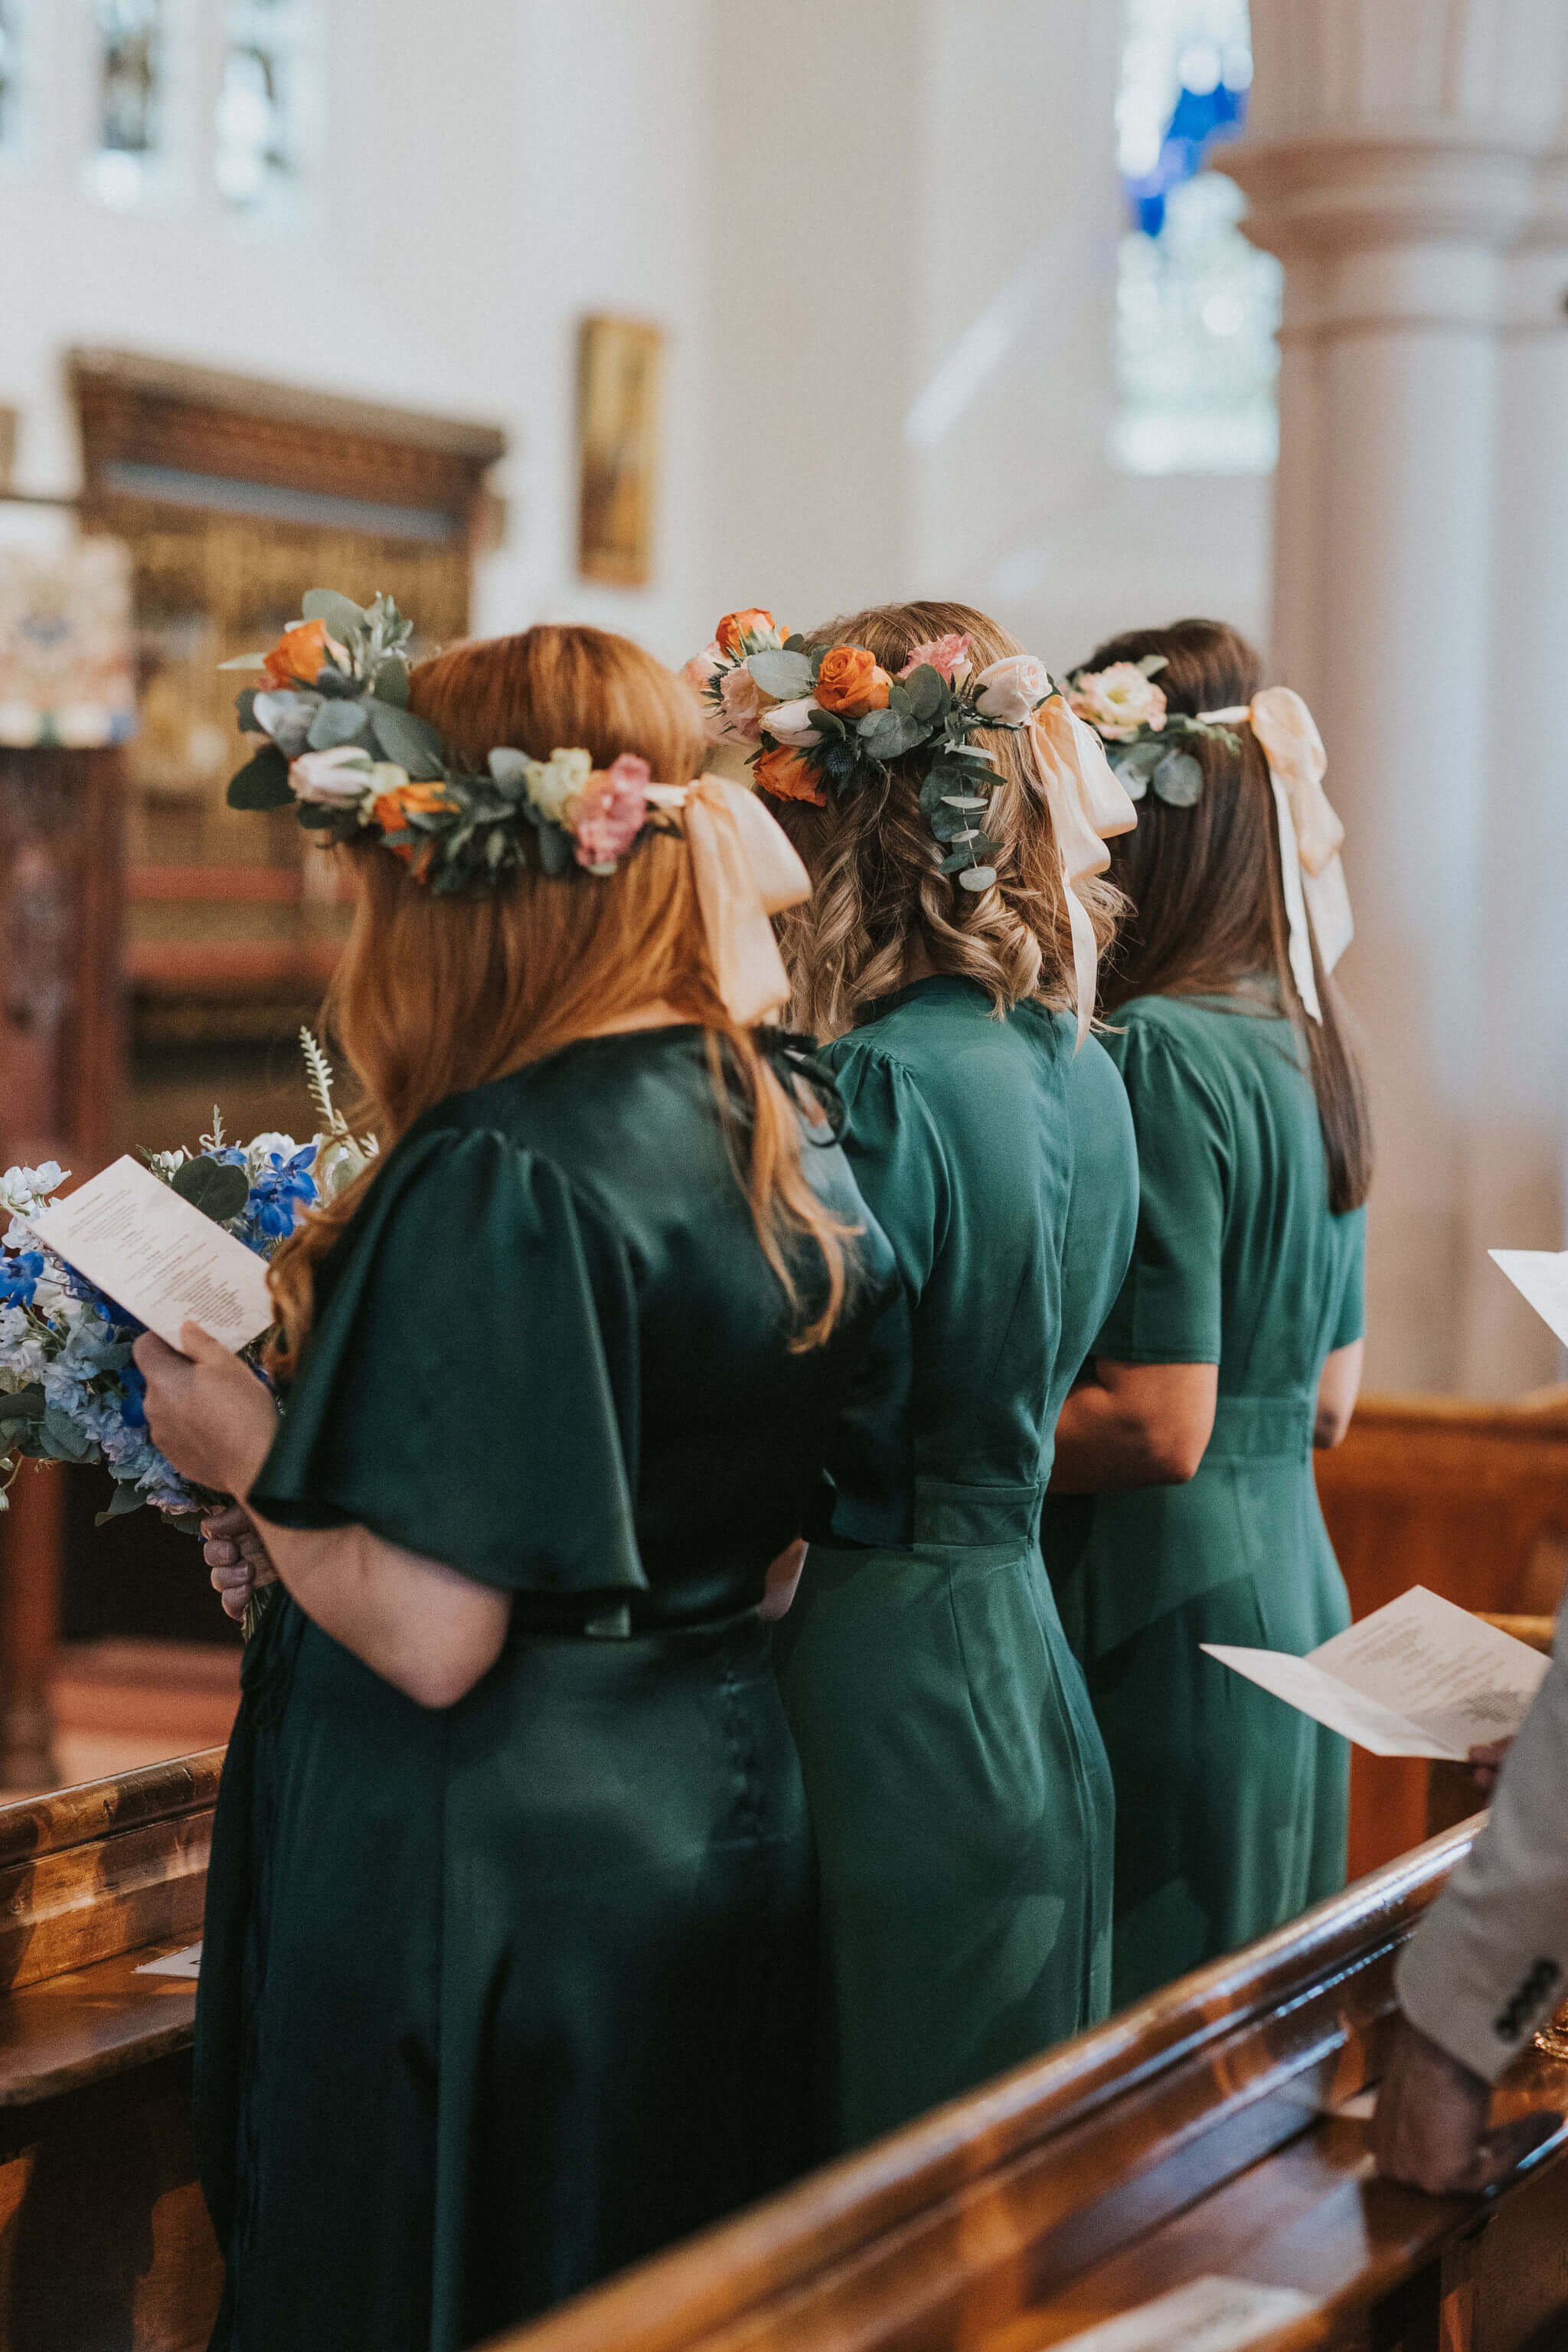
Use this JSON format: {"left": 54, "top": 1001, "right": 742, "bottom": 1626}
{"left": 772, "top": 599, "right": 1121, "bottom": 1037}
{"left": 268, "top": 623, "right": 854, "bottom": 1373}
{"left": 1082, "top": 618, "right": 1372, "bottom": 1214}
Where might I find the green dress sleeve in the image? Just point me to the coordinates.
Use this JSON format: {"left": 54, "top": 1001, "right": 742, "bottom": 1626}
{"left": 250, "top": 1127, "right": 648, "bottom": 1596}
{"left": 1330, "top": 1204, "right": 1367, "bottom": 1351}
{"left": 1097, "top": 1021, "right": 1228, "bottom": 1365}
{"left": 825, "top": 1044, "right": 952, "bottom": 1304}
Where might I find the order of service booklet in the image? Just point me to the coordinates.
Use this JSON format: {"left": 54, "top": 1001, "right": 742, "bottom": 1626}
{"left": 28, "top": 1155, "right": 273, "bottom": 1354}
{"left": 1203, "top": 1585, "right": 1550, "bottom": 1760}
{"left": 1490, "top": 1249, "right": 1568, "bottom": 1352}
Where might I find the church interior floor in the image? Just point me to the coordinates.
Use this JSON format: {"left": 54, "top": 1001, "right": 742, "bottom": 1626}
{"left": 40, "top": 1637, "right": 239, "bottom": 1791}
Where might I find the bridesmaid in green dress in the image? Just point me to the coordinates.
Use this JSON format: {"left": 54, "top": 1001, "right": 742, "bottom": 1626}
{"left": 746, "top": 598, "right": 1142, "bottom": 2151}
{"left": 134, "top": 613, "right": 899, "bottom": 2350}
{"left": 1044, "top": 618, "right": 1372, "bottom": 2009}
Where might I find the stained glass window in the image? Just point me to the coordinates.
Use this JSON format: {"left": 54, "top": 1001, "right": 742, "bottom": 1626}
{"left": 217, "top": 0, "right": 312, "bottom": 211}
{"left": 1112, "top": 0, "right": 1281, "bottom": 476}
{"left": 90, "top": 0, "right": 165, "bottom": 206}
{"left": 0, "top": 1, "right": 21, "bottom": 155}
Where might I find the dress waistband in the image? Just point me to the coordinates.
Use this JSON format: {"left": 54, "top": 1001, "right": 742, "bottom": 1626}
{"left": 1204, "top": 1394, "right": 1315, "bottom": 1462}
{"left": 910, "top": 1477, "right": 1044, "bottom": 1549}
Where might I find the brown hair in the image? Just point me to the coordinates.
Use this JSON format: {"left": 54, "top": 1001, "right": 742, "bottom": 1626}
{"left": 1083, "top": 616, "right": 1372, "bottom": 1214}
{"left": 770, "top": 599, "right": 1120, "bottom": 1037}
{"left": 268, "top": 623, "right": 854, "bottom": 1374}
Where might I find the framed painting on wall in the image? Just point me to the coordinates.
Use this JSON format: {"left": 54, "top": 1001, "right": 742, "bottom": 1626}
{"left": 577, "top": 315, "right": 662, "bottom": 588}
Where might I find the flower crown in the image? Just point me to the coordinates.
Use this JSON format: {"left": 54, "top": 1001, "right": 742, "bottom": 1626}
{"left": 684, "top": 611, "right": 1057, "bottom": 892}
{"left": 222, "top": 589, "right": 677, "bottom": 890}
{"left": 1063, "top": 656, "right": 1241, "bottom": 808}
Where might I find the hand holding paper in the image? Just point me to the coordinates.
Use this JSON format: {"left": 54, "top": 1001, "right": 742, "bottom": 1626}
{"left": 30, "top": 1156, "right": 274, "bottom": 1354}
{"left": 1204, "top": 1586, "right": 1550, "bottom": 1761}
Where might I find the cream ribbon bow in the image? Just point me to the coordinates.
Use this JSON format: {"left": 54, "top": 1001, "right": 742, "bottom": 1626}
{"left": 1030, "top": 694, "right": 1140, "bottom": 1049}
{"left": 645, "top": 774, "right": 809, "bottom": 1025}
{"left": 1200, "top": 688, "right": 1352, "bottom": 1024}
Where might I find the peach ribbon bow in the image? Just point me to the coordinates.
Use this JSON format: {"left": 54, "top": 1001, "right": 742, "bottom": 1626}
{"left": 1030, "top": 694, "right": 1141, "bottom": 1049}
{"left": 1200, "top": 688, "right": 1353, "bottom": 1024}
{"left": 645, "top": 774, "right": 810, "bottom": 1025}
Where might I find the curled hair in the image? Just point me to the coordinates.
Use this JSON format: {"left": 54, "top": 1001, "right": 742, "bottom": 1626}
{"left": 268, "top": 622, "right": 855, "bottom": 1376}
{"left": 771, "top": 600, "right": 1121, "bottom": 1037}
{"left": 1083, "top": 616, "right": 1372, "bottom": 1214}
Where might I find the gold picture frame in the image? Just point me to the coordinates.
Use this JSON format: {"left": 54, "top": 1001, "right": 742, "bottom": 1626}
{"left": 577, "top": 315, "right": 663, "bottom": 588}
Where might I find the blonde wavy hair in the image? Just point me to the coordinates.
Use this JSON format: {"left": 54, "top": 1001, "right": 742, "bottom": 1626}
{"left": 771, "top": 600, "right": 1122, "bottom": 1037}
{"left": 268, "top": 623, "right": 854, "bottom": 1377}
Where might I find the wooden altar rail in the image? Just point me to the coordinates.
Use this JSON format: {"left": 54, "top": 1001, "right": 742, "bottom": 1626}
{"left": 492, "top": 1823, "right": 1568, "bottom": 2352}
{"left": 0, "top": 1747, "right": 223, "bottom": 2350}
{"left": 1315, "top": 1390, "right": 1568, "bottom": 1879}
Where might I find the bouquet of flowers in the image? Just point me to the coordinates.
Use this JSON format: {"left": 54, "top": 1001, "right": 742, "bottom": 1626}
{"left": 0, "top": 1032, "right": 374, "bottom": 1531}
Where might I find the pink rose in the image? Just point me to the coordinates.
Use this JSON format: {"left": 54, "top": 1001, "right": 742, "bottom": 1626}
{"left": 717, "top": 665, "right": 769, "bottom": 744}
{"left": 900, "top": 632, "right": 972, "bottom": 685}
{"left": 573, "top": 753, "right": 651, "bottom": 871}
{"left": 681, "top": 645, "right": 723, "bottom": 695}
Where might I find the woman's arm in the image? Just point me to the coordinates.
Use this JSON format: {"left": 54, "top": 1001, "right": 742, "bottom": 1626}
{"left": 1315, "top": 1338, "right": 1364, "bottom": 1449}
{"left": 1049, "top": 1360, "right": 1218, "bottom": 1494}
{"left": 136, "top": 1325, "right": 509, "bottom": 1708}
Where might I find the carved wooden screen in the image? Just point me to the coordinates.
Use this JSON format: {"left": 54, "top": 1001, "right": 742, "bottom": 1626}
{"left": 70, "top": 349, "right": 505, "bottom": 1054}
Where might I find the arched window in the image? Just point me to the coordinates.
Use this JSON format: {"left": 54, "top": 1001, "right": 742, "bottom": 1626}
{"left": 90, "top": 0, "right": 165, "bottom": 207}
{"left": 217, "top": 0, "right": 313, "bottom": 212}
{"left": 1112, "top": 0, "right": 1280, "bottom": 475}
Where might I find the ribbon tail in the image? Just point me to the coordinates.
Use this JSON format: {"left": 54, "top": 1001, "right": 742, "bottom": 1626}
{"left": 1302, "top": 855, "right": 1353, "bottom": 975}
{"left": 1063, "top": 872, "right": 1099, "bottom": 1052}
{"left": 1269, "top": 768, "right": 1322, "bottom": 1023}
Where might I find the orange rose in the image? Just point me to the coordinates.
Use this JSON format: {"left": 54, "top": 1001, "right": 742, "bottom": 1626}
{"left": 754, "top": 743, "right": 826, "bottom": 807}
{"left": 814, "top": 645, "right": 892, "bottom": 717}
{"left": 261, "top": 616, "right": 345, "bottom": 690}
{"left": 372, "top": 780, "right": 457, "bottom": 875}
{"left": 716, "top": 609, "right": 777, "bottom": 657}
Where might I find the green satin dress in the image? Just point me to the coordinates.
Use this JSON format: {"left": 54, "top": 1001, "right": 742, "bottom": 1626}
{"left": 774, "top": 976, "right": 1139, "bottom": 2151}
{"left": 1043, "top": 989, "right": 1366, "bottom": 2010}
{"left": 194, "top": 1029, "right": 899, "bottom": 2352}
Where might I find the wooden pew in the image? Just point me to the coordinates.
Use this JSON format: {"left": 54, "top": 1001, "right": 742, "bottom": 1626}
{"left": 0, "top": 1747, "right": 223, "bottom": 2350}
{"left": 488, "top": 1821, "right": 1568, "bottom": 2352}
{"left": 1316, "top": 1392, "right": 1568, "bottom": 1877}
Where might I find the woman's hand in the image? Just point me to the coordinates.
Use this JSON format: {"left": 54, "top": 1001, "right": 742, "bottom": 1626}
{"left": 202, "top": 1502, "right": 278, "bottom": 1623}
{"left": 760, "top": 1538, "right": 808, "bottom": 1623}
{"left": 132, "top": 1322, "right": 279, "bottom": 1499}
{"left": 1370, "top": 2012, "right": 1559, "bottom": 2194}
{"left": 1469, "top": 1738, "right": 1513, "bottom": 1797}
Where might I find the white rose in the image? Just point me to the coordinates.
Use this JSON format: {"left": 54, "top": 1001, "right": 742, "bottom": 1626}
{"left": 289, "top": 746, "right": 377, "bottom": 805}
{"left": 762, "top": 697, "right": 824, "bottom": 747}
{"left": 1067, "top": 663, "right": 1168, "bottom": 743}
{"left": 527, "top": 746, "right": 593, "bottom": 825}
{"left": 974, "top": 654, "right": 1052, "bottom": 726}
{"left": 246, "top": 1132, "right": 303, "bottom": 1174}
{"left": 717, "top": 666, "right": 769, "bottom": 744}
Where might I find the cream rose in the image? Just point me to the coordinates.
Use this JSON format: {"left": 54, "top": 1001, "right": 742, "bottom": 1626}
{"left": 1067, "top": 663, "right": 1168, "bottom": 743}
{"left": 762, "top": 697, "right": 824, "bottom": 747}
{"left": 526, "top": 746, "right": 593, "bottom": 825}
{"left": 973, "top": 654, "right": 1051, "bottom": 726}
{"left": 289, "top": 746, "right": 381, "bottom": 806}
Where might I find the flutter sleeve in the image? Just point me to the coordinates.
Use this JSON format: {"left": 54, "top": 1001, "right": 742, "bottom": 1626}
{"left": 250, "top": 1127, "right": 646, "bottom": 1596}
{"left": 1096, "top": 1021, "right": 1228, "bottom": 1365}
{"left": 824, "top": 1044, "right": 952, "bottom": 1306}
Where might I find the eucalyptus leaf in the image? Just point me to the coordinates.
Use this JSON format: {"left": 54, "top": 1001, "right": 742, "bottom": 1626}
{"left": 858, "top": 706, "right": 924, "bottom": 759}
{"left": 369, "top": 703, "right": 446, "bottom": 780}
{"left": 234, "top": 688, "right": 260, "bottom": 735}
{"left": 746, "top": 649, "right": 815, "bottom": 701}
{"left": 296, "top": 804, "right": 341, "bottom": 830}
{"left": 218, "top": 653, "right": 267, "bottom": 671}
{"left": 41, "top": 1406, "right": 93, "bottom": 1462}
{"left": 307, "top": 699, "right": 374, "bottom": 753}
{"left": 253, "top": 688, "right": 322, "bottom": 756}
{"left": 940, "top": 794, "right": 988, "bottom": 812}
{"left": 226, "top": 743, "right": 293, "bottom": 812}
{"left": 312, "top": 665, "right": 361, "bottom": 700}
{"left": 373, "top": 657, "right": 410, "bottom": 707}
{"left": 301, "top": 589, "right": 368, "bottom": 642}
{"left": 171, "top": 1157, "right": 251, "bottom": 1225}
{"left": 487, "top": 746, "right": 531, "bottom": 792}
{"left": 1152, "top": 748, "right": 1204, "bottom": 807}
{"left": 900, "top": 665, "right": 946, "bottom": 724}
{"left": 1136, "top": 654, "right": 1169, "bottom": 678}
{"left": 1107, "top": 738, "right": 1164, "bottom": 800}
{"left": 957, "top": 865, "right": 998, "bottom": 893}
{"left": 536, "top": 823, "right": 574, "bottom": 877}
{"left": 0, "top": 1385, "right": 44, "bottom": 1423}
{"left": 96, "top": 1481, "right": 147, "bottom": 1526}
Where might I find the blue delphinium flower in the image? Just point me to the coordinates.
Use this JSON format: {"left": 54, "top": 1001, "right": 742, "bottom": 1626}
{"left": 242, "top": 1143, "right": 319, "bottom": 1246}
{"left": 0, "top": 1250, "right": 44, "bottom": 1308}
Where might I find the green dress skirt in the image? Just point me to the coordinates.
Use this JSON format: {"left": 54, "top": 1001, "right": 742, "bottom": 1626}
{"left": 195, "top": 1030, "right": 900, "bottom": 2350}
{"left": 1043, "top": 990, "right": 1366, "bottom": 2010}
{"left": 775, "top": 978, "right": 1138, "bottom": 2150}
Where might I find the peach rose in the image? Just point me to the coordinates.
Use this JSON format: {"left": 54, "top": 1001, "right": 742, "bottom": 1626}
{"left": 717, "top": 665, "right": 770, "bottom": 743}
{"left": 262, "top": 616, "right": 347, "bottom": 691}
{"left": 716, "top": 609, "right": 779, "bottom": 658}
{"left": 754, "top": 743, "right": 827, "bottom": 807}
{"left": 814, "top": 645, "right": 892, "bottom": 718}
{"left": 573, "top": 753, "right": 651, "bottom": 871}
{"left": 1067, "top": 663, "right": 1168, "bottom": 743}
{"left": 371, "top": 779, "right": 458, "bottom": 874}
{"left": 681, "top": 644, "right": 723, "bottom": 694}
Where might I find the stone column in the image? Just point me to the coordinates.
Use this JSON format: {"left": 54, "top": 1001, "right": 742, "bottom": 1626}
{"left": 1230, "top": 0, "right": 1568, "bottom": 1392}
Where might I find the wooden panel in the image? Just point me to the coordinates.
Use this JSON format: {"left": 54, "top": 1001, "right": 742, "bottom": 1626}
{"left": 1316, "top": 1395, "right": 1568, "bottom": 1878}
